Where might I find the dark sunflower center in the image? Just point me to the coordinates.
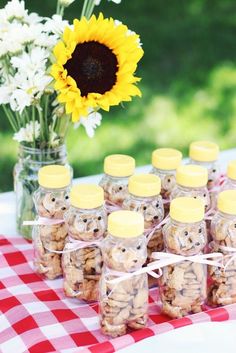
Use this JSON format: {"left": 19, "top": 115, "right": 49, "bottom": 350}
{"left": 64, "top": 41, "right": 118, "bottom": 97}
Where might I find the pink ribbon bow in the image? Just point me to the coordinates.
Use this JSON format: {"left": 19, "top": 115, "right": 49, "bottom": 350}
{"left": 23, "top": 217, "right": 64, "bottom": 226}
{"left": 44, "top": 235, "right": 102, "bottom": 254}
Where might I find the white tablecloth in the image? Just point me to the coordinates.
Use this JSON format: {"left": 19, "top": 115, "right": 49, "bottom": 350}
{"left": 1, "top": 148, "right": 236, "bottom": 352}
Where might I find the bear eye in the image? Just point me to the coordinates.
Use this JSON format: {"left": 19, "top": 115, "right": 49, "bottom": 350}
{"left": 167, "top": 178, "right": 171, "bottom": 183}
{"left": 184, "top": 231, "right": 188, "bottom": 236}
{"left": 203, "top": 194, "right": 206, "bottom": 197}
{"left": 119, "top": 186, "right": 123, "bottom": 190}
{"left": 194, "top": 196, "right": 197, "bottom": 199}
{"left": 61, "top": 207, "right": 66, "bottom": 211}
{"left": 65, "top": 195, "right": 69, "bottom": 200}
{"left": 156, "top": 203, "right": 159, "bottom": 208}
{"left": 122, "top": 248, "right": 126, "bottom": 252}
{"left": 137, "top": 245, "right": 141, "bottom": 250}
{"left": 212, "top": 169, "right": 216, "bottom": 173}
{"left": 199, "top": 228, "right": 202, "bottom": 233}
{"left": 98, "top": 216, "right": 102, "bottom": 220}
{"left": 143, "top": 206, "right": 147, "bottom": 210}
{"left": 195, "top": 242, "right": 201, "bottom": 246}
{"left": 83, "top": 219, "right": 87, "bottom": 223}
{"left": 51, "top": 197, "right": 56, "bottom": 202}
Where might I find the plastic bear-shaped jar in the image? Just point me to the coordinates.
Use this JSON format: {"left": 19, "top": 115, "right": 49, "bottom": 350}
{"left": 189, "top": 141, "right": 220, "bottom": 190}
{"left": 62, "top": 184, "right": 107, "bottom": 302}
{"left": 222, "top": 160, "right": 236, "bottom": 191}
{"left": 171, "top": 165, "right": 211, "bottom": 211}
{"left": 99, "top": 154, "right": 135, "bottom": 207}
{"left": 150, "top": 148, "right": 182, "bottom": 204}
{"left": 33, "top": 165, "right": 71, "bottom": 279}
{"left": 208, "top": 190, "right": 236, "bottom": 306}
{"left": 100, "top": 210, "right": 148, "bottom": 337}
{"left": 123, "top": 173, "right": 165, "bottom": 257}
{"left": 159, "top": 197, "right": 207, "bottom": 318}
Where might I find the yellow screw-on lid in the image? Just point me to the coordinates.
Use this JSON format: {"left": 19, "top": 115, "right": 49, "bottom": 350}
{"left": 70, "top": 184, "right": 104, "bottom": 209}
{"left": 227, "top": 160, "right": 236, "bottom": 181}
{"left": 189, "top": 141, "right": 219, "bottom": 162}
{"left": 170, "top": 197, "right": 205, "bottom": 223}
{"left": 152, "top": 148, "right": 182, "bottom": 170}
{"left": 104, "top": 154, "right": 135, "bottom": 177}
{"left": 108, "top": 210, "right": 144, "bottom": 238}
{"left": 218, "top": 190, "right": 236, "bottom": 215}
{"left": 176, "top": 165, "right": 208, "bottom": 188}
{"left": 38, "top": 165, "right": 71, "bottom": 189}
{"left": 128, "top": 174, "right": 161, "bottom": 197}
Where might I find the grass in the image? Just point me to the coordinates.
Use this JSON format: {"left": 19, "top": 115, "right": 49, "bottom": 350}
{"left": 0, "top": 0, "right": 236, "bottom": 191}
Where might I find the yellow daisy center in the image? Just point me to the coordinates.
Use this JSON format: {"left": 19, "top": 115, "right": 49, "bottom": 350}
{"left": 64, "top": 41, "right": 118, "bottom": 97}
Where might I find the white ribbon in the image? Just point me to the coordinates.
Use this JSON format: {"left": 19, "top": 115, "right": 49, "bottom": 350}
{"left": 23, "top": 216, "right": 64, "bottom": 226}
{"left": 218, "top": 245, "right": 236, "bottom": 270}
{"left": 204, "top": 207, "right": 216, "bottom": 221}
{"left": 144, "top": 215, "right": 169, "bottom": 243}
{"left": 105, "top": 200, "right": 122, "bottom": 213}
{"left": 105, "top": 251, "right": 223, "bottom": 285}
{"left": 44, "top": 236, "right": 102, "bottom": 254}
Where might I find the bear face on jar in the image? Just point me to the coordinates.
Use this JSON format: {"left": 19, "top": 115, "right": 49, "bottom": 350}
{"left": 34, "top": 190, "right": 70, "bottom": 219}
{"left": 163, "top": 197, "right": 207, "bottom": 256}
{"left": 103, "top": 234, "right": 147, "bottom": 273}
{"left": 123, "top": 197, "right": 164, "bottom": 229}
{"left": 67, "top": 208, "right": 107, "bottom": 241}
{"left": 164, "top": 221, "right": 207, "bottom": 256}
{"left": 161, "top": 174, "right": 176, "bottom": 198}
{"left": 104, "top": 181, "right": 128, "bottom": 206}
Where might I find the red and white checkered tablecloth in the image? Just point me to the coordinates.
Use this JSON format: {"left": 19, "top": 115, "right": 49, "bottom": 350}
{"left": 1, "top": 235, "right": 236, "bottom": 353}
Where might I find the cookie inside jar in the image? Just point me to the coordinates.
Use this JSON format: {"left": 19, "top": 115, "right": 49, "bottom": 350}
{"left": 208, "top": 190, "right": 236, "bottom": 306}
{"left": 99, "top": 154, "right": 135, "bottom": 208}
{"left": 150, "top": 148, "right": 182, "bottom": 212}
{"left": 33, "top": 165, "right": 71, "bottom": 280}
{"left": 159, "top": 197, "right": 207, "bottom": 318}
{"left": 62, "top": 184, "right": 107, "bottom": 302}
{"left": 99, "top": 210, "right": 148, "bottom": 337}
{"left": 123, "top": 173, "right": 165, "bottom": 259}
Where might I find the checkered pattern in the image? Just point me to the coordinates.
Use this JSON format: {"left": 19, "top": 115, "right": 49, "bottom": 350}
{"left": 1, "top": 235, "right": 236, "bottom": 353}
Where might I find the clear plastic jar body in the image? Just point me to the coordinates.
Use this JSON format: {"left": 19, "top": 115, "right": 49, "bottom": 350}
{"left": 99, "top": 233, "right": 148, "bottom": 337}
{"left": 159, "top": 219, "right": 207, "bottom": 318}
{"left": 123, "top": 193, "right": 165, "bottom": 255}
{"left": 208, "top": 211, "right": 236, "bottom": 306}
{"left": 171, "top": 184, "right": 211, "bottom": 211}
{"left": 62, "top": 205, "right": 107, "bottom": 301}
{"left": 99, "top": 174, "right": 129, "bottom": 206}
{"left": 221, "top": 178, "right": 236, "bottom": 191}
{"left": 150, "top": 167, "right": 176, "bottom": 200}
{"left": 189, "top": 159, "right": 220, "bottom": 190}
{"left": 33, "top": 185, "right": 70, "bottom": 279}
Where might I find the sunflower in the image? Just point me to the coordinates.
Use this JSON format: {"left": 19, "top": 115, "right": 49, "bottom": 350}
{"left": 51, "top": 13, "right": 144, "bottom": 122}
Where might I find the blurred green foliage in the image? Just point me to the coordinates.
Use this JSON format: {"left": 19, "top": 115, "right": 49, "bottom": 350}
{"left": 0, "top": 0, "right": 236, "bottom": 191}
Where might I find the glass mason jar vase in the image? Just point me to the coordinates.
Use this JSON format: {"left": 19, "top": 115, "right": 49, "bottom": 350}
{"left": 14, "top": 143, "right": 71, "bottom": 239}
{"left": 189, "top": 141, "right": 220, "bottom": 190}
{"left": 159, "top": 197, "right": 207, "bottom": 318}
{"left": 208, "top": 190, "right": 236, "bottom": 306}
{"left": 99, "top": 210, "right": 148, "bottom": 337}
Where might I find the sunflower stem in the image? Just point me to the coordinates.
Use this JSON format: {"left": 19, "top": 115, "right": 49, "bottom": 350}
{"left": 86, "top": 0, "right": 95, "bottom": 19}
{"left": 81, "top": 0, "right": 89, "bottom": 19}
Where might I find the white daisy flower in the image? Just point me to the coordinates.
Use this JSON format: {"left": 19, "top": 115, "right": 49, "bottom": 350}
{"left": 4, "top": 0, "right": 28, "bottom": 21}
{"left": 59, "top": 0, "right": 76, "bottom": 7}
{"left": 75, "top": 111, "right": 102, "bottom": 138}
{"left": 44, "top": 15, "right": 69, "bottom": 36}
{"left": 13, "top": 121, "right": 41, "bottom": 143}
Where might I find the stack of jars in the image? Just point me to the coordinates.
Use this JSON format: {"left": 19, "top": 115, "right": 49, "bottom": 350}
{"left": 30, "top": 140, "right": 236, "bottom": 338}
